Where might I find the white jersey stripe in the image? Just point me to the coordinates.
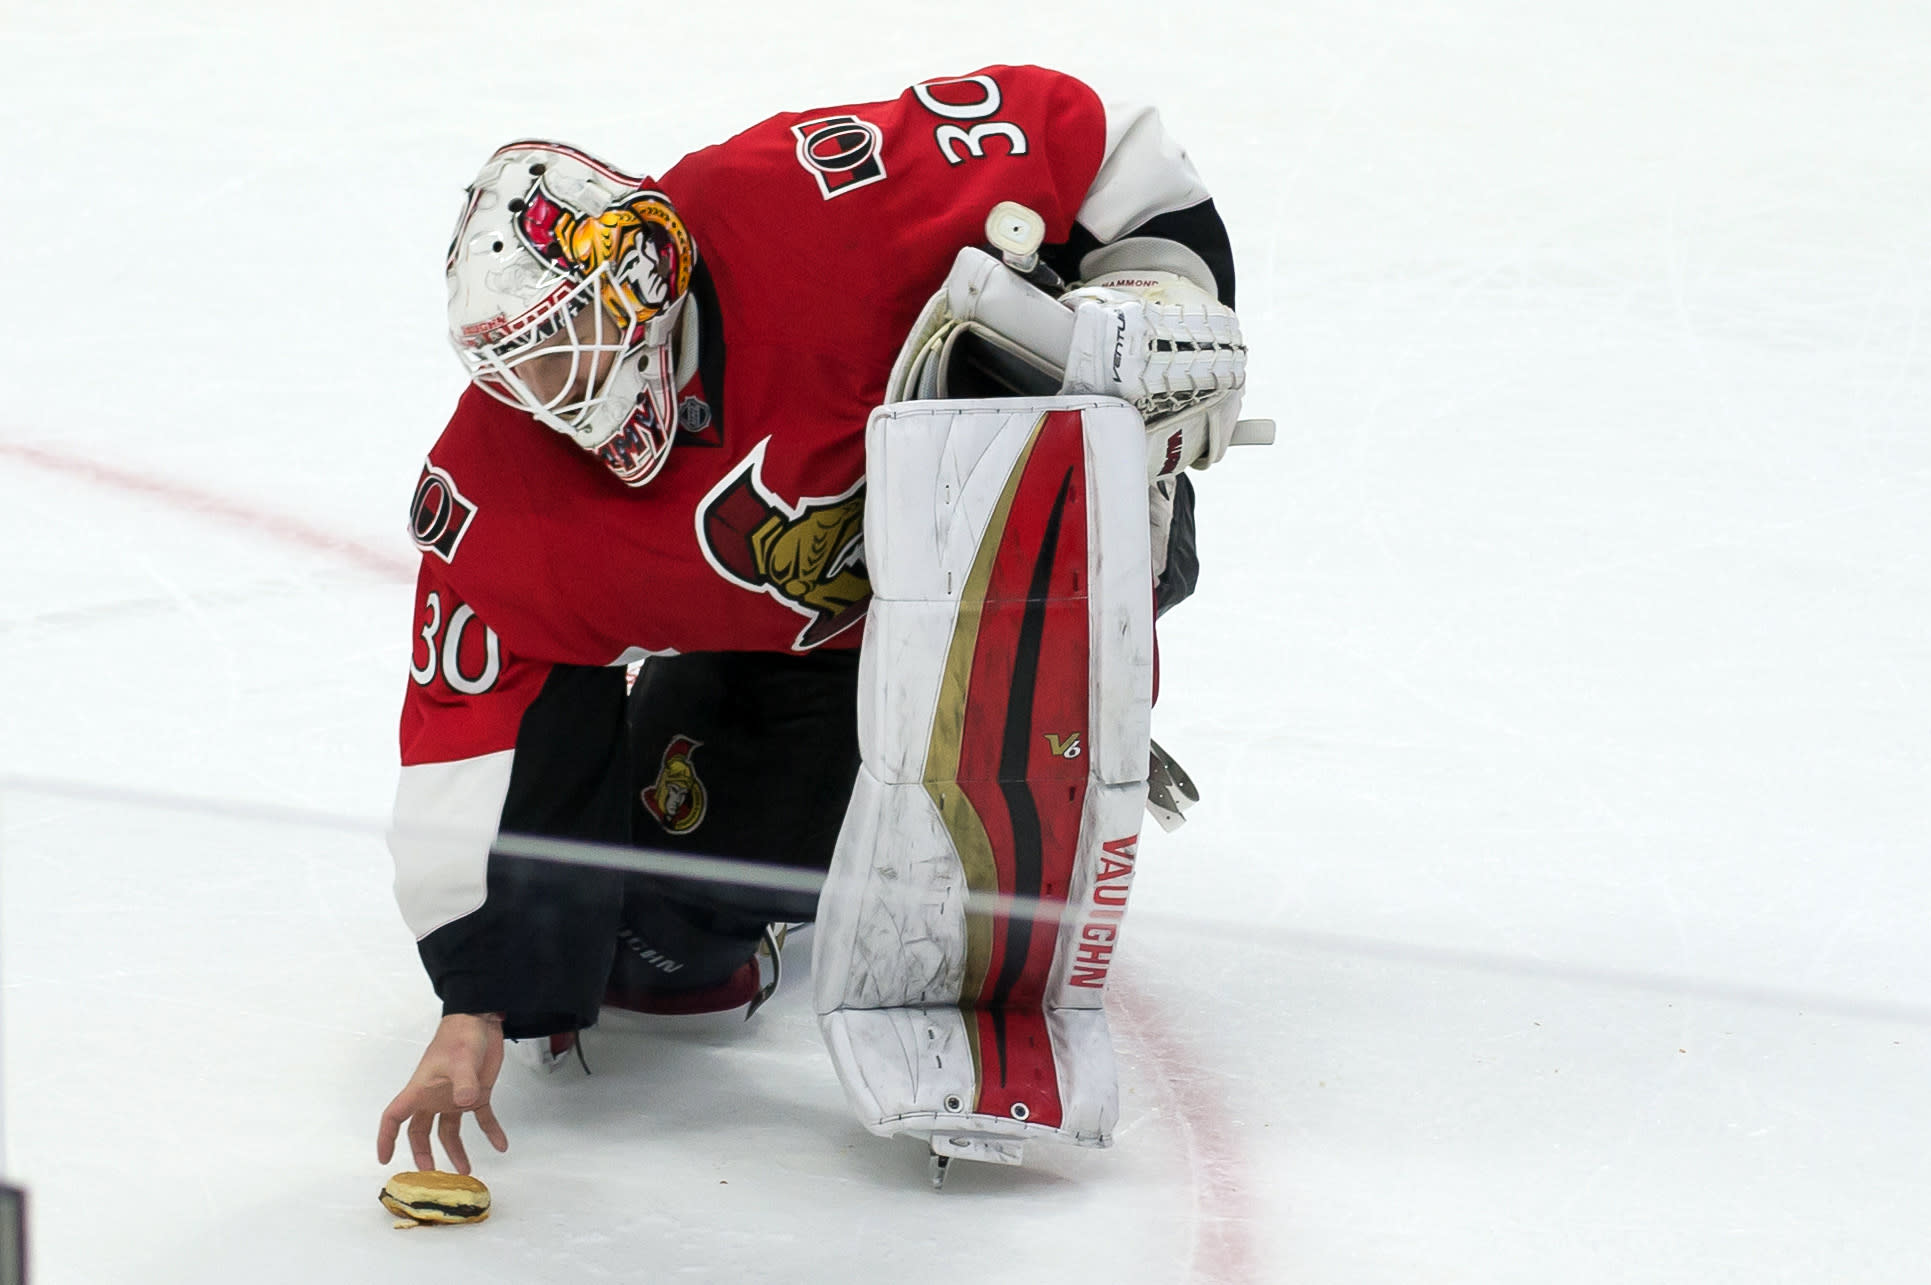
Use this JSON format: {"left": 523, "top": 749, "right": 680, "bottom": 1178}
{"left": 389, "top": 751, "right": 515, "bottom": 939}
{"left": 1075, "top": 101, "right": 1213, "bottom": 244}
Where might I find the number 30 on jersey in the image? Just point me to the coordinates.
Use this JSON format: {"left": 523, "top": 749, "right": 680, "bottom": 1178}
{"left": 792, "top": 73, "right": 1032, "bottom": 198}
{"left": 410, "top": 590, "right": 501, "bottom": 695}
{"left": 914, "top": 74, "right": 1030, "bottom": 165}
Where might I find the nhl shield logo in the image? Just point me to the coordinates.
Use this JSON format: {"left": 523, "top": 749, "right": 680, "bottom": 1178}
{"left": 677, "top": 394, "right": 723, "bottom": 447}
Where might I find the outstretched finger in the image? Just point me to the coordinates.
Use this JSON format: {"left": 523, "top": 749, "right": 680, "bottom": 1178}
{"left": 376, "top": 1092, "right": 414, "bottom": 1165}
{"left": 407, "top": 1110, "right": 436, "bottom": 1173}
{"left": 474, "top": 1102, "right": 509, "bottom": 1154}
{"left": 438, "top": 1110, "right": 472, "bottom": 1175}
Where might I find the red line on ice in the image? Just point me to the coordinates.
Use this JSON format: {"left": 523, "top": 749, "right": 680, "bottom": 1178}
{"left": 1113, "top": 979, "right": 1260, "bottom": 1285}
{"left": 0, "top": 440, "right": 415, "bottom": 581}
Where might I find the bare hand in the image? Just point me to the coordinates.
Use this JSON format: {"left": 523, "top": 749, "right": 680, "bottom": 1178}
{"left": 377, "top": 1013, "right": 509, "bottom": 1174}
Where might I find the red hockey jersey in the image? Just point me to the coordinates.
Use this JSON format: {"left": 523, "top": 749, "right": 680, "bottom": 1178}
{"left": 395, "top": 66, "right": 1222, "bottom": 945}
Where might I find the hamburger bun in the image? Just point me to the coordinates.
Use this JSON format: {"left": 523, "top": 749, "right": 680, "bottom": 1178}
{"left": 380, "top": 1170, "right": 491, "bottom": 1225}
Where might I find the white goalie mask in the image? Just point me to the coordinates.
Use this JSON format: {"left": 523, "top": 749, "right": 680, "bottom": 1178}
{"left": 445, "top": 140, "right": 697, "bottom": 486}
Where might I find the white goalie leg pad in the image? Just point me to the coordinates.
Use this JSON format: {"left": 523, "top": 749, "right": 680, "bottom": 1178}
{"left": 820, "top": 1003, "right": 1121, "bottom": 1151}
{"left": 814, "top": 395, "right": 1153, "bottom": 1159}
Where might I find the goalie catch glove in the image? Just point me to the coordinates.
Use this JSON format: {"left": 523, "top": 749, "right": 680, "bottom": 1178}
{"left": 1059, "top": 268, "right": 1251, "bottom": 475}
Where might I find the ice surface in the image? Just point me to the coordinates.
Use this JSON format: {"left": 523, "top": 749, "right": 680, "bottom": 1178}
{"left": 2, "top": 0, "right": 1928, "bottom": 1281}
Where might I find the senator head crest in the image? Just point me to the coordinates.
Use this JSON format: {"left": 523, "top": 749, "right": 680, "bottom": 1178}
{"left": 512, "top": 177, "right": 695, "bottom": 335}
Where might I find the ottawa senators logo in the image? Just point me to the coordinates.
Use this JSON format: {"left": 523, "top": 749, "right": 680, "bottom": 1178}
{"left": 697, "top": 439, "right": 870, "bottom": 650}
{"left": 511, "top": 169, "right": 694, "bottom": 337}
{"left": 790, "top": 114, "right": 887, "bottom": 200}
{"left": 640, "top": 735, "right": 707, "bottom": 834}
{"left": 410, "top": 463, "right": 476, "bottom": 563}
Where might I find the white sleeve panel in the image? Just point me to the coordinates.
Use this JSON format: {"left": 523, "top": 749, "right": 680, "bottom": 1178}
{"left": 388, "top": 751, "right": 514, "bottom": 940}
{"left": 1075, "top": 101, "right": 1213, "bottom": 245}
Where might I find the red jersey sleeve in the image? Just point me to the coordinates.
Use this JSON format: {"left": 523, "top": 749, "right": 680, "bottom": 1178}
{"left": 392, "top": 557, "right": 558, "bottom": 939}
{"left": 399, "top": 556, "right": 555, "bottom": 768}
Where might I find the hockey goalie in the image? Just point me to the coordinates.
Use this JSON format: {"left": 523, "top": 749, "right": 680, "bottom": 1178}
{"left": 380, "top": 66, "right": 1267, "bottom": 1186}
